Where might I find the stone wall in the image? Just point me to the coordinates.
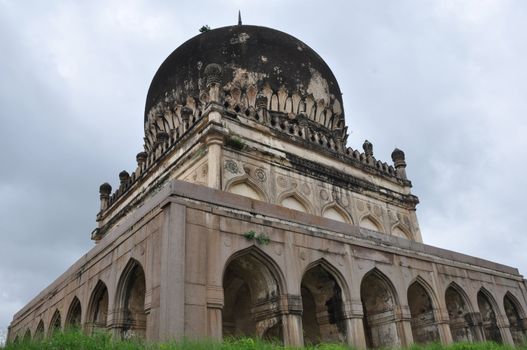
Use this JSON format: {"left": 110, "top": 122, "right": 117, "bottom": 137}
{"left": 8, "top": 181, "right": 527, "bottom": 347}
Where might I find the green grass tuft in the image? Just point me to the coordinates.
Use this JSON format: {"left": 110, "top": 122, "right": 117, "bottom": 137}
{"left": 3, "top": 331, "right": 526, "bottom": 350}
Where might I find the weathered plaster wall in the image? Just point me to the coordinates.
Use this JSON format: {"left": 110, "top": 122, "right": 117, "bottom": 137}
{"left": 9, "top": 182, "right": 527, "bottom": 348}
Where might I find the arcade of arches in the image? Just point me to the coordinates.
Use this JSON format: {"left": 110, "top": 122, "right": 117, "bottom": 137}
{"left": 16, "top": 260, "right": 147, "bottom": 342}
{"left": 14, "top": 254, "right": 527, "bottom": 348}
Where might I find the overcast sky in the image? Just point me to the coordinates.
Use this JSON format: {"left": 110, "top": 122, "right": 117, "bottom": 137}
{"left": 1, "top": 0, "right": 526, "bottom": 342}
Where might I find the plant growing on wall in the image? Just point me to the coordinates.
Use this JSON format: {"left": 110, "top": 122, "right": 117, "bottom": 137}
{"left": 243, "top": 230, "right": 270, "bottom": 245}
{"left": 199, "top": 25, "right": 211, "bottom": 33}
{"left": 225, "top": 135, "right": 245, "bottom": 150}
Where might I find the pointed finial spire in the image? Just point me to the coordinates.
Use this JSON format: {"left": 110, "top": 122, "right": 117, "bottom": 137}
{"left": 238, "top": 10, "right": 242, "bottom": 25}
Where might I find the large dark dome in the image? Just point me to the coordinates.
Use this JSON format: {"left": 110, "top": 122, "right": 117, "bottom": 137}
{"left": 144, "top": 25, "right": 344, "bottom": 122}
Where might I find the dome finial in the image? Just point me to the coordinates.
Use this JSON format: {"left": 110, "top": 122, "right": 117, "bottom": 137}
{"left": 238, "top": 10, "right": 242, "bottom": 25}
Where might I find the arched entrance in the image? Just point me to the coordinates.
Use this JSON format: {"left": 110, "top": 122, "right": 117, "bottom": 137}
{"left": 477, "top": 290, "right": 502, "bottom": 343}
{"left": 360, "top": 269, "right": 401, "bottom": 348}
{"left": 115, "top": 259, "right": 146, "bottom": 339}
{"left": 48, "top": 310, "right": 61, "bottom": 336}
{"left": 407, "top": 280, "right": 440, "bottom": 343}
{"left": 87, "top": 280, "right": 109, "bottom": 333}
{"left": 34, "top": 320, "right": 44, "bottom": 340}
{"left": 504, "top": 293, "right": 525, "bottom": 345}
{"left": 445, "top": 284, "right": 476, "bottom": 342}
{"left": 222, "top": 248, "right": 284, "bottom": 342}
{"left": 65, "top": 296, "right": 82, "bottom": 329}
{"left": 301, "top": 262, "right": 347, "bottom": 345}
{"left": 23, "top": 329, "right": 31, "bottom": 342}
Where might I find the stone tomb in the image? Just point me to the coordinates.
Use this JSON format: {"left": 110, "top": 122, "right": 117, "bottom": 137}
{"left": 8, "top": 25, "right": 527, "bottom": 347}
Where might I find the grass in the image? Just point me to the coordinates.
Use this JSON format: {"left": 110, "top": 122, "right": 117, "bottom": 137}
{"left": 1, "top": 331, "right": 524, "bottom": 350}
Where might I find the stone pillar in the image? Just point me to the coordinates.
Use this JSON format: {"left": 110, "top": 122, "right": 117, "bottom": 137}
{"left": 280, "top": 295, "right": 303, "bottom": 347}
{"left": 206, "top": 285, "right": 223, "bottom": 341}
{"left": 204, "top": 63, "right": 222, "bottom": 103}
{"left": 158, "top": 201, "right": 186, "bottom": 341}
{"left": 498, "top": 316, "right": 515, "bottom": 345}
{"left": 282, "top": 313, "right": 303, "bottom": 347}
{"left": 346, "top": 317, "right": 367, "bottom": 349}
{"left": 435, "top": 308, "right": 454, "bottom": 345}
{"left": 391, "top": 148, "right": 407, "bottom": 180}
{"left": 363, "top": 140, "right": 374, "bottom": 165}
{"left": 136, "top": 151, "right": 147, "bottom": 174}
{"left": 205, "top": 112, "right": 225, "bottom": 190}
{"left": 395, "top": 305, "right": 414, "bottom": 347}
{"left": 345, "top": 300, "right": 367, "bottom": 349}
{"left": 119, "top": 170, "right": 130, "bottom": 190}
{"left": 206, "top": 213, "right": 223, "bottom": 341}
{"left": 99, "top": 183, "right": 112, "bottom": 211}
{"left": 466, "top": 312, "right": 485, "bottom": 342}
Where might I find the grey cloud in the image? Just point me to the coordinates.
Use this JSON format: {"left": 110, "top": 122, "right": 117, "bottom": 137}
{"left": 1, "top": 0, "right": 526, "bottom": 342}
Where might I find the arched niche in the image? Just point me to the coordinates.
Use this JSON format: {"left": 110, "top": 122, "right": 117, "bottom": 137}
{"left": 222, "top": 247, "right": 284, "bottom": 342}
{"left": 87, "top": 280, "right": 109, "bottom": 333}
{"left": 445, "top": 283, "right": 476, "bottom": 342}
{"left": 34, "top": 320, "right": 44, "bottom": 340}
{"left": 360, "top": 216, "right": 382, "bottom": 232}
{"left": 48, "top": 309, "right": 61, "bottom": 337}
{"left": 65, "top": 296, "right": 82, "bottom": 330}
{"left": 227, "top": 179, "right": 265, "bottom": 201}
{"left": 477, "top": 289, "right": 502, "bottom": 343}
{"left": 504, "top": 292, "right": 526, "bottom": 345}
{"left": 322, "top": 205, "right": 350, "bottom": 224}
{"left": 360, "top": 268, "right": 401, "bottom": 348}
{"left": 115, "top": 259, "right": 147, "bottom": 339}
{"left": 280, "top": 194, "right": 309, "bottom": 213}
{"left": 407, "top": 280, "right": 440, "bottom": 343}
{"left": 392, "top": 225, "right": 410, "bottom": 239}
{"left": 301, "top": 261, "right": 348, "bottom": 345}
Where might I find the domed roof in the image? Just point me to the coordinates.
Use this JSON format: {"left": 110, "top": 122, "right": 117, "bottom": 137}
{"left": 145, "top": 25, "right": 344, "bottom": 123}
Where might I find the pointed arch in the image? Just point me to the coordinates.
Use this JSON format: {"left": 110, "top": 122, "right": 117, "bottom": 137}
{"left": 478, "top": 287, "right": 501, "bottom": 314}
{"left": 222, "top": 246, "right": 285, "bottom": 341}
{"left": 302, "top": 258, "right": 351, "bottom": 300}
{"left": 477, "top": 288, "right": 502, "bottom": 343}
{"left": 445, "top": 282, "right": 475, "bottom": 313}
{"left": 321, "top": 203, "right": 352, "bottom": 224}
{"left": 407, "top": 277, "right": 440, "bottom": 343}
{"left": 360, "top": 267, "right": 401, "bottom": 348}
{"left": 226, "top": 176, "right": 268, "bottom": 202}
{"left": 87, "top": 280, "right": 109, "bottom": 333}
{"left": 115, "top": 258, "right": 147, "bottom": 339}
{"left": 65, "top": 296, "right": 82, "bottom": 329}
{"left": 48, "top": 309, "right": 61, "bottom": 336}
{"left": 277, "top": 190, "right": 312, "bottom": 214}
{"left": 34, "top": 320, "right": 44, "bottom": 340}
{"left": 23, "top": 329, "right": 31, "bottom": 342}
{"left": 391, "top": 224, "right": 411, "bottom": 240}
{"left": 504, "top": 291, "right": 526, "bottom": 319}
{"left": 362, "top": 267, "right": 400, "bottom": 303}
{"left": 445, "top": 282, "right": 476, "bottom": 342}
{"left": 359, "top": 214, "right": 383, "bottom": 233}
{"left": 408, "top": 276, "right": 440, "bottom": 308}
{"left": 504, "top": 292, "right": 526, "bottom": 344}
{"left": 222, "top": 245, "right": 286, "bottom": 295}
{"left": 301, "top": 258, "right": 350, "bottom": 345}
